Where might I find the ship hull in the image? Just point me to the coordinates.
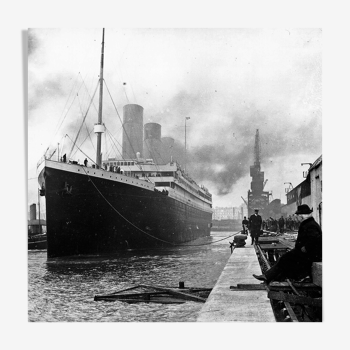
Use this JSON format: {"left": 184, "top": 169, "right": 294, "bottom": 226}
{"left": 39, "top": 161, "right": 212, "bottom": 257}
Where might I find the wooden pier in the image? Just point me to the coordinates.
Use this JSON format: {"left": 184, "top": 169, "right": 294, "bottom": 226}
{"left": 197, "top": 242, "right": 276, "bottom": 322}
{"left": 197, "top": 233, "right": 322, "bottom": 322}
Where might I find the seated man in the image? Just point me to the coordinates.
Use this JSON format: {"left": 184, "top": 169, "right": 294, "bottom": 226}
{"left": 253, "top": 204, "right": 322, "bottom": 283}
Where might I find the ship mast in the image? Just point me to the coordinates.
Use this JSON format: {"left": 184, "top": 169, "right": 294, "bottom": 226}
{"left": 94, "top": 28, "right": 105, "bottom": 168}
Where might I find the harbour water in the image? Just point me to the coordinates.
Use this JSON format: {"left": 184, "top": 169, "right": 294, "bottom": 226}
{"left": 28, "top": 230, "right": 239, "bottom": 322}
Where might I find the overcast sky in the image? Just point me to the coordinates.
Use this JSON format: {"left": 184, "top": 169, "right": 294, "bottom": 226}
{"left": 28, "top": 28, "right": 322, "bottom": 208}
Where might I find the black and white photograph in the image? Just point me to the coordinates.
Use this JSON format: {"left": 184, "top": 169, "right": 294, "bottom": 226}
{"left": 4, "top": 1, "right": 350, "bottom": 348}
{"left": 27, "top": 27, "right": 323, "bottom": 323}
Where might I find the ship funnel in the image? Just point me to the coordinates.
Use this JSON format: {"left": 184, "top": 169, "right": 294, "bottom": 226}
{"left": 30, "top": 203, "right": 36, "bottom": 220}
{"left": 144, "top": 123, "right": 164, "bottom": 164}
{"left": 122, "top": 104, "right": 144, "bottom": 159}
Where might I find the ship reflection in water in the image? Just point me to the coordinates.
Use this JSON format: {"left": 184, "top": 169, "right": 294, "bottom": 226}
{"left": 28, "top": 231, "right": 236, "bottom": 322}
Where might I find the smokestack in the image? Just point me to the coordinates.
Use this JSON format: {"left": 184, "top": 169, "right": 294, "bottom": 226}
{"left": 144, "top": 123, "right": 164, "bottom": 164}
{"left": 122, "top": 104, "right": 144, "bottom": 159}
{"left": 30, "top": 203, "right": 36, "bottom": 220}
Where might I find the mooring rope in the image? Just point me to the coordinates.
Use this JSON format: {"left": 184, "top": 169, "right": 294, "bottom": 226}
{"left": 80, "top": 165, "right": 240, "bottom": 247}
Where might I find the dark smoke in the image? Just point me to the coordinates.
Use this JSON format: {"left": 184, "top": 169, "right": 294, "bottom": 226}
{"left": 28, "top": 29, "right": 39, "bottom": 57}
{"left": 148, "top": 91, "right": 321, "bottom": 197}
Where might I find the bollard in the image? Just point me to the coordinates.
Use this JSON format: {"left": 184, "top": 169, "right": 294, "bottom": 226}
{"left": 179, "top": 281, "right": 185, "bottom": 289}
{"left": 283, "top": 316, "right": 291, "bottom": 322}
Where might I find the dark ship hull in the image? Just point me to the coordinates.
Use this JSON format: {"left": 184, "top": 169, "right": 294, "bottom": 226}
{"left": 39, "top": 160, "right": 212, "bottom": 258}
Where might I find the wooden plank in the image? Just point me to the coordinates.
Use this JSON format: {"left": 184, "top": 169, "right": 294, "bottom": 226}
{"left": 230, "top": 284, "right": 266, "bottom": 291}
{"left": 259, "top": 244, "right": 288, "bottom": 250}
{"left": 284, "top": 302, "right": 299, "bottom": 322}
{"left": 277, "top": 239, "right": 295, "bottom": 249}
{"left": 269, "top": 282, "right": 321, "bottom": 292}
{"left": 95, "top": 291, "right": 167, "bottom": 300}
{"left": 312, "top": 262, "right": 322, "bottom": 287}
{"left": 107, "top": 285, "right": 144, "bottom": 295}
{"left": 139, "top": 284, "right": 207, "bottom": 302}
{"left": 95, "top": 297, "right": 185, "bottom": 304}
{"left": 258, "top": 238, "right": 280, "bottom": 243}
{"left": 268, "top": 291, "right": 322, "bottom": 308}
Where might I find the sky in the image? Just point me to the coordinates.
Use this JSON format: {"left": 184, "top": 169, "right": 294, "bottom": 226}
{"left": 28, "top": 28, "right": 322, "bottom": 209}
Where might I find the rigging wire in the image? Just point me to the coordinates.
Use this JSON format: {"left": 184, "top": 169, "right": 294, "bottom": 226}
{"left": 85, "top": 122, "right": 96, "bottom": 151}
{"left": 68, "top": 80, "right": 99, "bottom": 159}
{"left": 51, "top": 73, "right": 81, "bottom": 139}
{"left": 103, "top": 79, "right": 166, "bottom": 177}
{"left": 102, "top": 81, "right": 148, "bottom": 174}
{"left": 104, "top": 126, "right": 144, "bottom": 173}
{"left": 105, "top": 129, "right": 122, "bottom": 160}
{"left": 71, "top": 124, "right": 95, "bottom": 159}
{"left": 105, "top": 129, "right": 139, "bottom": 173}
{"left": 66, "top": 134, "right": 96, "bottom": 165}
{"left": 123, "top": 85, "right": 129, "bottom": 103}
{"left": 81, "top": 77, "right": 99, "bottom": 114}
{"left": 103, "top": 80, "right": 139, "bottom": 158}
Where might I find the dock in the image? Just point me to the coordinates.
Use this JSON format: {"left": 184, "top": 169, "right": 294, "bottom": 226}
{"left": 197, "top": 241, "right": 276, "bottom": 322}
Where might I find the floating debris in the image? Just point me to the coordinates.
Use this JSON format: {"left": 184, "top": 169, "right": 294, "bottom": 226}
{"left": 94, "top": 283, "right": 212, "bottom": 304}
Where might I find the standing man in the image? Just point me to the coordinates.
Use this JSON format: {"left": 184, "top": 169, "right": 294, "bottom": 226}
{"left": 278, "top": 216, "right": 285, "bottom": 233}
{"left": 253, "top": 204, "right": 322, "bottom": 283}
{"left": 249, "top": 209, "right": 262, "bottom": 245}
{"left": 242, "top": 216, "right": 249, "bottom": 235}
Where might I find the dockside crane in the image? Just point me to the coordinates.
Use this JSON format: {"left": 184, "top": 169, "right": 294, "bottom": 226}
{"left": 247, "top": 129, "right": 270, "bottom": 217}
{"left": 263, "top": 179, "right": 268, "bottom": 190}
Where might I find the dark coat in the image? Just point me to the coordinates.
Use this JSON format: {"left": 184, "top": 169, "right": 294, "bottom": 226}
{"left": 294, "top": 217, "right": 322, "bottom": 262}
{"left": 242, "top": 219, "right": 249, "bottom": 227}
{"left": 249, "top": 214, "right": 262, "bottom": 236}
{"left": 271, "top": 216, "right": 322, "bottom": 279}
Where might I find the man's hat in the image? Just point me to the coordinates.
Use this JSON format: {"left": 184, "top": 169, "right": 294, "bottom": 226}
{"left": 295, "top": 204, "right": 313, "bottom": 215}
{"left": 254, "top": 208, "right": 259, "bottom": 211}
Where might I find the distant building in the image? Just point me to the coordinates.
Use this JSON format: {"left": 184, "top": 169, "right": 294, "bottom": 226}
{"left": 281, "top": 155, "right": 322, "bottom": 227}
{"left": 239, "top": 204, "right": 248, "bottom": 220}
{"left": 213, "top": 207, "right": 234, "bottom": 220}
{"left": 28, "top": 203, "right": 46, "bottom": 235}
{"left": 213, "top": 206, "right": 246, "bottom": 220}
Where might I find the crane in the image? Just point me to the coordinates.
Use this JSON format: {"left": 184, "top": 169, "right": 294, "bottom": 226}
{"left": 254, "top": 129, "right": 261, "bottom": 169}
{"left": 263, "top": 179, "right": 268, "bottom": 190}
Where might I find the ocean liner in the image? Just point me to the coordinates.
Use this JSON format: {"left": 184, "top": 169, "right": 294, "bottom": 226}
{"left": 37, "top": 29, "right": 213, "bottom": 258}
